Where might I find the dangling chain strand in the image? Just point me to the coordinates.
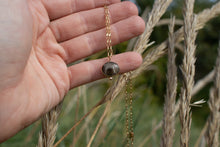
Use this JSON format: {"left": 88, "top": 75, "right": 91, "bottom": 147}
{"left": 104, "top": 5, "right": 113, "bottom": 62}
{"left": 129, "top": 77, "right": 134, "bottom": 145}
{"left": 125, "top": 78, "right": 130, "bottom": 146}
{"left": 125, "top": 74, "right": 134, "bottom": 146}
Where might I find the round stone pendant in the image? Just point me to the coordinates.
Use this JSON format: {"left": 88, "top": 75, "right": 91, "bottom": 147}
{"left": 102, "top": 62, "right": 120, "bottom": 77}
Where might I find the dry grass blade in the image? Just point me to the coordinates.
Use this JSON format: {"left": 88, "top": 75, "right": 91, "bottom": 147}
{"left": 137, "top": 68, "right": 214, "bottom": 147}
{"left": 196, "top": 2, "right": 220, "bottom": 30}
{"left": 37, "top": 103, "right": 62, "bottom": 147}
{"left": 205, "top": 41, "right": 220, "bottom": 147}
{"left": 133, "top": 4, "right": 220, "bottom": 140}
{"left": 194, "top": 122, "right": 208, "bottom": 147}
{"left": 50, "top": 2, "right": 220, "bottom": 146}
{"left": 133, "top": 1, "right": 220, "bottom": 78}
{"left": 82, "top": 85, "right": 90, "bottom": 143}
{"left": 79, "top": 0, "right": 220, "bottom": 119}
{"left": 157, "top": 18, "right": 183, "bottom": 26}
{"left": 100, "top": 3, "right": 220, "bottom": 138}
{"left": 139, "top": 121, "right": 163, "bottom": 147}
{"left": 179, "top": 0, "right": 197, "bottom": 146}
{"left": 192, "top": 70, "right": 215, "bottom": 96}
{"left": 87, "top": 101, "right": 112, "bottom": 147}
{"left": 161, "top": 16, "right": 177, "bottom": 147}
{"left": 134, "top": 0, "right": 173, "bottom": 54}
{"left": 53, "top": 99, "right": 104, "bottom": 147}
{"left": 139, "top": 100, "right": 180, "bottom": 147}
{"left": 72, "top": 88, "right": 81, "bottom": 146}
{"left": 74, "top": 108, "right": 97, "bottom": 145}
{"left": 127, "top": 7, "right": 150, "bottom": 51}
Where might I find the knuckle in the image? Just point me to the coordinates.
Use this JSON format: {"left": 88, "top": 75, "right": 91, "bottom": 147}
{"left": 130, "top": 16, "right": 145, "bottom": 35}
{"left": 123, "top": 1, "right": 139, "bottom": 16}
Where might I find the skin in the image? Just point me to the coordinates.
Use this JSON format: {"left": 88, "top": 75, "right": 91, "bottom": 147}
{"left": 0, "top": 0, "right": 145, "bottom": 142}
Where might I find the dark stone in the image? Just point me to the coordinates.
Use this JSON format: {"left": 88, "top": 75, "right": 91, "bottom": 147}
{"left": 102, "top": 62, "right": 120, "bottom": 77}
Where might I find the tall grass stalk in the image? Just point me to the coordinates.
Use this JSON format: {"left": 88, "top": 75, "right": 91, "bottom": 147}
{"left": 129, "top": 6, "right": 220, "bottom": 146}
{"left": 126, "top": 7, "right": 150, "bottom": 51}
{"left": 102, "top": 0, "right": 220, "bottom": 114}
{"left": 179, "top": 0, "right": 197, "bottom": 146}
{"left": 134, "top": 0, "right": 173, "bottom": 54}
{"left": 72, "top": 88, "right": 81, "bottom": 146}
{"left": 192, "top": 70, "right": 215, "bottom": 96}
{"left": 53, "top": 100, "right": 104, "bottom": 147}
{"left": 139, "top": 121, "right": 162, "bottom": 147}
{"left": 48, "top": 2, "right": 220, "bottom": 146}
{"left": 205, "top": 41, "right": 220, "bottom": 147}
{"left": 161, "top": 16, "right": 177, "bottom": 147}
{"left": 73, "top": 106, "right": 96, "bottom": 144}
{"left": 157, "top": 18, "right": 183, "bottom": 27}
{"left": 102, "top": 0, "right": 174, "bottom": 108}
{"left": 37, "top": 103, "right": 62, "bottom": 147}
{"left": 133, "top": 1, "right": 220, "bottom": 78}
{"left": 82, "top": 85, "right": 90, "bottom": 143}
{"left": 87, "top": 101, "right": 112, "bottom": 147}
{"left": 194, "top": 122, "right": 208, "bottom": 147}
{"left": 138, "top": 67, "right": 214, "bottom": 147}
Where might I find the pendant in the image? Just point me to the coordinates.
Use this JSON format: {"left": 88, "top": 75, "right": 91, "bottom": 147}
{"left": 102, "top": 62, "right": 120, "bottom": 79}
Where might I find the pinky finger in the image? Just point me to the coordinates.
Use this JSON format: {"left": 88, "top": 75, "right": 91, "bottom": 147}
{"left": 68, "top": 52, "right": 142, "bottom": 88}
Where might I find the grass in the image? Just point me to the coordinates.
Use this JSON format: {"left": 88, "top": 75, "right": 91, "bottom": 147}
{"left": 0, "top": 77, "right": 215, "bottom": 147}
{"left": 1, "top": 1, "right": 220, "bottom": 147}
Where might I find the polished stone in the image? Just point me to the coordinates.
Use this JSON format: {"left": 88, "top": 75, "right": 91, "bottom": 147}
{"left": 102, "top": 62, "right": 120, "bottom": 77}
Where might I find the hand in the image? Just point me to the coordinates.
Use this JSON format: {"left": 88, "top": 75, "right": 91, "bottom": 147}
{"left": 0, "top": 0, "right": 145, "bottom": 142}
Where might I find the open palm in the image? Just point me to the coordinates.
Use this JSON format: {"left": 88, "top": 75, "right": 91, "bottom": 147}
{"left": 0, "top": 0, "right": 144, "bottom": 142}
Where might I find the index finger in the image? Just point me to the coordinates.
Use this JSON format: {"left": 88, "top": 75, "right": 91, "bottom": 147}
{"left": 42, "top": 0, "right": 120, "bottom": 20}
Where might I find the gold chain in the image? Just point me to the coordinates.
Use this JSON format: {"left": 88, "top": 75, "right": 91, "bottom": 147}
{"left": 104, "top": 5, "right": 134, "bottom": 146}
{"left": 125, "top": 74, "right": 134, "bottom": 147}
{"left": 104, "top": 5, "right": 113, "bottom": 61}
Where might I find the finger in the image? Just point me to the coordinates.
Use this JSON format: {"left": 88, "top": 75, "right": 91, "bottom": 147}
{"left": 50, "top": 1, "right": 138, "bottom": 42}
{"left": 42, "top": 0, "right": 120, "bottom": 20}
{"left": 68, "top": 52, "right": 142, "bottom": 88}
{"left": 61, "top": 16, "right": 145, "bottom": 64}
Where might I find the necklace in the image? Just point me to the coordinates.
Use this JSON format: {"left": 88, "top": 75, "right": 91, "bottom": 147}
{"left": 102, "top": 5, "right": 134, "bottom": 146}
{"left": 102, "top": 5, "right": 120, "bottom": 80}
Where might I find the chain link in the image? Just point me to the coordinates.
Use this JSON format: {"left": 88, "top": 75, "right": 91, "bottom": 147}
{"left": 125, "top": 75, "right": 134, "bottom": 147}
{"left": 104, "top": 5, "right": 113, "bottom": 61}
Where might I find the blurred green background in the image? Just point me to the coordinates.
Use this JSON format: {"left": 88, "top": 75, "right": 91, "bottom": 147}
{"left": 1, "top": 0, "right": 220, "bottom": 146}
